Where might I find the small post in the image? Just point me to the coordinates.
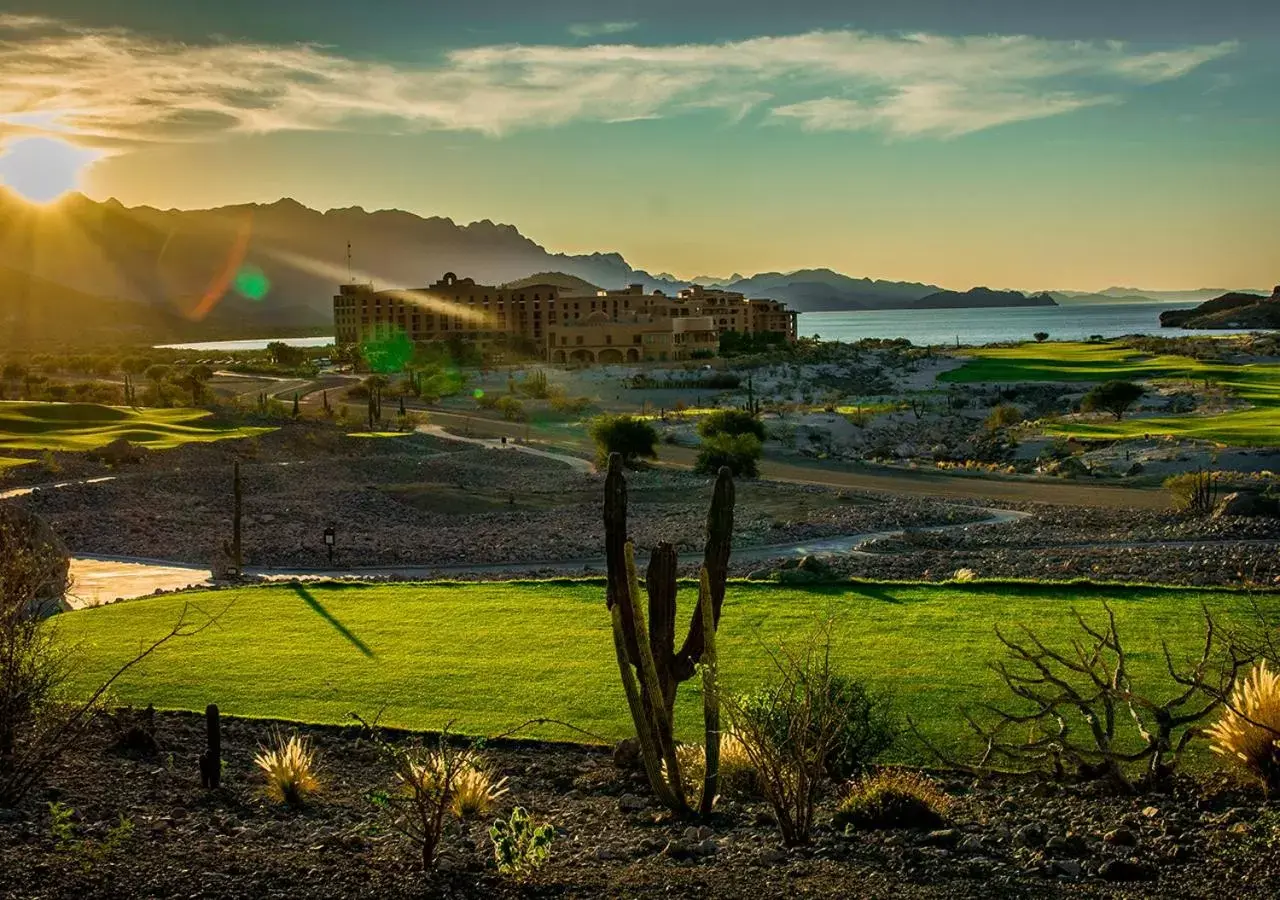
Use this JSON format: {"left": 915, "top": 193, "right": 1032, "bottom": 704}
{"left": 324, "top": 524, "right": 336, "bottom": 565}
{"left": 199, "top": 704, "right": 221, "bottom": 789}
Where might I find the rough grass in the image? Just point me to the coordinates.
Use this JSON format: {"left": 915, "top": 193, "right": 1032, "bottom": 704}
{"left": 0, "top": 401, "right": 273, "bottom": 453}
{"left": 939, "top": 342, "right": 1280, "bottom": 446}
{"left": 0, "top": 456, "right": 32, "bottom": 471}
{"left": 56, "top": 579, "right": 1278, "bottom": 764}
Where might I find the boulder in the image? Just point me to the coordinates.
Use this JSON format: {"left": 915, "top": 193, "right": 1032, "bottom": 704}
{"left": 1213, "top": 491, "right": 1279, "bottom": 519}
{"left": 0, "top": 505, "right": 71, "bottom": 618}
{"left": 91, "top": 438, "right": 148, "bottom": 466}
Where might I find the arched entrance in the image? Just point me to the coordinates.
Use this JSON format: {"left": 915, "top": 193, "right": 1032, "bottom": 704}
{"left": 626, "top": 348, "right": 640, "bottom": 362}
{"left": 553, "top": 350, "right": 567, "bottom": 363}
{"left": 569, "top": 349, "right": 595, "bottom": 364}
{"left": 597, "top": 348, "right": 624, "bottom": 365}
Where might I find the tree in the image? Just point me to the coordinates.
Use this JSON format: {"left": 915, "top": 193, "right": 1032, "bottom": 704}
{"left": 1081, "top": 380, "right": 1145, "bottom": 421}
{"left": 266, "top": 341, "right": 305, "bottom": 368}
{"left": 1034, "top": 332, "right": 1049, "bottom": 343}
{"left": 589, "top": 415, "right": 657, "bottom": 467}
{"left": 695, "top": 432, "right": 762, "bottom": 478}
{"left": 698, "top": 408, "right": 766, "bottom": 442}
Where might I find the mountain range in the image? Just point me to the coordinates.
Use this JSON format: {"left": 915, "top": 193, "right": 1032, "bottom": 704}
{"left": 0, "top": 192, "right": 1264, "bottom": 346}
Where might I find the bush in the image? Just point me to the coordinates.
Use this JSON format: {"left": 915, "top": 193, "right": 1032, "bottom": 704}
{"left": 723, "top": 621, "right": 853, "bottom": 845}
{"left": 698, "top": 409, "right": 766, "bottom": 441}
{"left": 1081, "top": 380, "right": 1145, "bottom": 421}
{"left": 490, "top": 807, "right": 554, "bottom": 880}
{"left": 824, "top": 676, "right": 896, "bottom": 780}
{"left": 985, "top": 403, "right": 1022, "bottom": 431}
{"left": 254, "top": 731, "right": 320, "bottom": 808}
{"left": 589, "top": 414, "right": 657, "bottom": 466}
{"left": 833, "top": 770, "right": 952, "bottom": 831}
{"left": 1207, "top": 661, "right": 1280, "bottom": 792}
{"left": 695, "top": 432, "right": 762, "bottom": 478}
{"left": 494, "top": 395, "right": 525, "bottom": 422}
{"left": 1165, "top": 469, "right": 1219, "bottom": 516}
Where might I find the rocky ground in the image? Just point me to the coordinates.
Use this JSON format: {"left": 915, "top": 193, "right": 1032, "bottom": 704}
{"left": 829, "top": 504, "right": 1280, "bottom": 587}
{"left": 5, "top": 425, "right": 984, "bottom": 570}
{"left": 1, "top": 714, "right": 1277, "bottom": 899}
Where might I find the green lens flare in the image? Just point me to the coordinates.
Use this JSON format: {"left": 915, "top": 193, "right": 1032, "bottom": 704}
{"left": 473, "top": 388, "right": 485, "bottom": 399}
{"left": 361, "top": 328, "right": 414, "bottom": 373}
{"left": 234, "top": 265, "right": 270, "bottom": 301}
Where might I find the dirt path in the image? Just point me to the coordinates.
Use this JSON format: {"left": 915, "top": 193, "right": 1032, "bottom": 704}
{"left": 419, "top": 409, "right": 1171, "bottom": 510}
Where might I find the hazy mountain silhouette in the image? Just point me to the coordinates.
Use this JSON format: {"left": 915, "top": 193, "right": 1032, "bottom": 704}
{"left": 913, "top": 288, "right": 1057, "bottom": 309}
{"left": 0, "top": 193, "right": 1260, "bottom": 342}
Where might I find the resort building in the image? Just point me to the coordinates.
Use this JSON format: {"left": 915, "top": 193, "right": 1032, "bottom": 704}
{"left": 333, "top": 272, "right": 797, "bottom": 363}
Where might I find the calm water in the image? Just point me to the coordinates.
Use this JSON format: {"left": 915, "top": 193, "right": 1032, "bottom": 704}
{"left": 155, "top": 336, "right": 335, "bottom": 352}
{"left": 799, "top": 301, "right": 1253, "bottom": 345}
{"left": 159, "top": 302, "right": 1254, "bottom": 353}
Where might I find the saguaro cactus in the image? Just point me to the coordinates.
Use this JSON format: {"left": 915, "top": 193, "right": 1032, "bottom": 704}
{"left": 604, "top": 452, "right": 734, "bottom": 818}
{"left": 199, "top": 704, "right": 221, "bottom": 789}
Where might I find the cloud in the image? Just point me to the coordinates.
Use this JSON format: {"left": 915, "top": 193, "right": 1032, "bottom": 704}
{"left": 568, "top": 21, "right": 638, "bottom": 39}
{"left": 0, "top": 19, "right": 1236, "bottom": 148}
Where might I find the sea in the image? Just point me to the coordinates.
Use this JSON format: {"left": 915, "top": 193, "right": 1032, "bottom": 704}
{"left": 156, "top": 301, "right": 1258, "bottom": 353}
{"left": 798, "top": 301, "right": 1255, "bottom": 346}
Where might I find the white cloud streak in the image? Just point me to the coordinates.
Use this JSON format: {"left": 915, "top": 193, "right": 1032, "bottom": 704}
{"left": 568, "top": 21, "right": 638, "bottom": 39}
{"left": 0, "top": 19, "right": 1236, "bottom": 148}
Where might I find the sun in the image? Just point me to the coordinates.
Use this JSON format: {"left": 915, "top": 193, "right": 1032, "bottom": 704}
{"left": 0, "top": 137, "right": 101, "bottom": 205}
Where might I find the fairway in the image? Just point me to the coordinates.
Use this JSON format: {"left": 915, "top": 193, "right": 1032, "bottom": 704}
{"left": 940, "top": 341, "right": 1280, "bottom": 446}
{"left": 58, "top": 579, "right": 1275, "bottom": 763}
{"left": 0, "top": 401, "right": 273, "bottom": 454}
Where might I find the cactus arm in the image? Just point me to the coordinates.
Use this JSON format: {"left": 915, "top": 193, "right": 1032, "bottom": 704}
{"left": 610, "top": 603, "right": 678, "bottom": 809}
{"left": 698, "top": 566, "right": 720, "bottom": 817}
{"left": 625, "top": 542, "right": 688, "bottom": 811}
{"left": 676, "top": 466, "right": 735, "bottom": 670}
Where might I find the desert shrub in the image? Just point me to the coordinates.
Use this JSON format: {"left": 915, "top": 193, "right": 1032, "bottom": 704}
{"left": 1034, "top": 332, "right": 1049, "bottom": 342}
{"left": 833, "top": 770, "right": 953, "bottom": 831}
{"left": 698, "top": 408, "right": 766, "bottom": 442}
{"left": 518, "top": 369, "right": 550, "bottom": 399}
{"left": 952, "top": 567, "right": 978, "bottom": 583}
{"left": 255, "top": 731, "right": 320, "bottom": 808}
{"left": 449, "top": 755, "right": 509, "bottom": 818}
{"left": 490, "top": 806, "right": 554, "bottom": 880}
{"left": 723, "top": 621, "right": 851, "bottom": 845}
{"left": 589, "top": 414, "right": 657, "bottom": 466}
{"left": 695, "top": 432, "right": 762, "bottom": 478}
{"left": 48, "top": 802, "right": 135, "bottom": 872}
{"left": 1081, "top": 380, "right": 1145, "bottom": 421}
{"left": 719, "top": 732, "right": 760, "bottom": 797}
{"left": 494, "top": 395, "right": 525, "bottom": 422}
{"left": 1207, "top": 661, "right": 1280, "bottom": 792}
{"left": 985, "top": 403, "right": 1022, "bottom": 430}
{"left": 549, "top": 393, "right": 592, "bottom": 416}
{"left": 824, "top": 676, "right": 896, "bottom": 780}
{"left": 1165, "top": 469, "right": 1219, "bottom": 516}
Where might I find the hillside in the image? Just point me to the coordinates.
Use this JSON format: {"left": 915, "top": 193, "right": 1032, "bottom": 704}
{"left": 501, "top": 272, "right": 601, "bottom": 293}
{"left": 1160, "top": 288, "right": 1280, "bottom": 329}
{"left": 913, "top": 288, "right": 1058, "bottom": 310}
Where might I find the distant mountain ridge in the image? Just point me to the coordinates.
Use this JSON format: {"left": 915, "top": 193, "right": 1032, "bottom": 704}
{"left": 914, "top": 288, "right": 1057, "bottom": 310}
{"left": 1160, "top": 288, "right": 1280, "bottom": 330}
{"left": 0, "top": 192, "right": 1262, "bottom": 344}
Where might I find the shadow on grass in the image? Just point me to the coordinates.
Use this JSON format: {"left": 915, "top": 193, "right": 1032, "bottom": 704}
{"left": 289, "top": 582, "right": 375, "bottom": 658}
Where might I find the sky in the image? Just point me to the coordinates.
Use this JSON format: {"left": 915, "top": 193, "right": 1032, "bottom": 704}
{"left": 1, "top": 0, "right": 1277, "bottom": 291}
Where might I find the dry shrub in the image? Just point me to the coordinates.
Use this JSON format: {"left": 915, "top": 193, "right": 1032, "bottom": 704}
{"left": 1207, "top": 661, "right": 1280, "bottom": 791}
{"left": 662, "top": 736, "right": 760, "bottom": 805}
{"left": 952, "top": 568, "right": 978, "bottom": 583}
{"left": 255, "top": 732, "right": 320, "bottom": 808}
{"left": 834, "top": 769, "right": 953, "bottom": 831}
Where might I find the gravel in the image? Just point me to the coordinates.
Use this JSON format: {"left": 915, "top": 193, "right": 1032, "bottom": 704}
{"left": 2, "top": 713, "right": 1278, "bottom": 899}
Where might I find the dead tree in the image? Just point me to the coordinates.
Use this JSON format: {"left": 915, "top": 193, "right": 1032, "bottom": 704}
{"left": 604, "top": 453, "right": 733, "bottom": 818}
{"left": 954, "top": 603, "right": 1244, "bottom": 793}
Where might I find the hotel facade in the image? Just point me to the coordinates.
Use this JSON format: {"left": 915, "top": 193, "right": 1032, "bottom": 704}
{"left": 333, "top": 273, "right": 797, "bottom": 364}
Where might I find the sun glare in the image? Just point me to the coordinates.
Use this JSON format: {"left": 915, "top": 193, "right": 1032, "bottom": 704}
{"left": 0, "top": 137, "right": 100, "bottom": 205}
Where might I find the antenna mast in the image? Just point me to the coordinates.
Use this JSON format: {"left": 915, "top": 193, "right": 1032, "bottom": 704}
{"left": 346, "top": 241, "right": 353, "bottom": 282}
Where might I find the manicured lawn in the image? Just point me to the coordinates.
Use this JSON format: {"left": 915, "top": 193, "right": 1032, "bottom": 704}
{"left": 939, "top": 342, "right": 1280, "bottom": 446}
{"left": 0, "top": 456, "right": 32, "bottom": 471}
{"left": 57, "top": 579, "right": 1274, "bottom": 763}
{"left": 0, "top": 402, "right": 273, "bottom": 453}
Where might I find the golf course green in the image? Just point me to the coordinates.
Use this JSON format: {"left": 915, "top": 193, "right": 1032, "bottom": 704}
{"left": 58, "top": 578, "right": 1274, "bottom": 763}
